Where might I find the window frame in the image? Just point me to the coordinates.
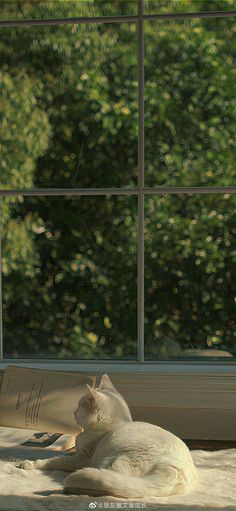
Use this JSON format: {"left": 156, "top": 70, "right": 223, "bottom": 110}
{"left": 0, "top": 1, "right": 236, "bottom": 369}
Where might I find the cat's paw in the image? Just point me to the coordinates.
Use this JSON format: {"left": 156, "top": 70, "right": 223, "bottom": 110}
{"left": 18, "top": 459, "right": 36, "bottom": 470}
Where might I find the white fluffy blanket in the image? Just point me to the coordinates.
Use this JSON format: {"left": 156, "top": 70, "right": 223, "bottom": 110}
{"left": 0, "top": 447, "right": 235, "bottom": 511}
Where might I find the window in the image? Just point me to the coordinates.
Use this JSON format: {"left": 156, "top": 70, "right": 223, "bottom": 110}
{"left": 1, "top": 0, "right": 236, "bottom": 365}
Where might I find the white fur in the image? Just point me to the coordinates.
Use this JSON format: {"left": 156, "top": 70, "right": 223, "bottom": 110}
{"left": 19, "top": 373, "right": 197, "bottom": 498}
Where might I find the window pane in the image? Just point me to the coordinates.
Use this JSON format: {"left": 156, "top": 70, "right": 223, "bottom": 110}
{"left": 144, "top": 0, "right": 236, "bottom": 14}
{"left": 1, "top": 195, "right": 137, "bottom": 359}
{"left": 145, "top": 194, "right": 236, "bottom": 360}
{"left": 145, "top": 17, "right": 236, "bottom": 186}
{"left": 1, "top": 0, "right": 137, "bottom": 19}
{"left": 1, "top": 22, "right": 137, "bottom": 188}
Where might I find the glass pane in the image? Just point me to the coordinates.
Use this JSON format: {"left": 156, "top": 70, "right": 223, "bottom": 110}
{"left": 1, "top": 195, "right": 137, "bottom": 359}
{"left": 145, "top": 17, "right": 236, "bottom": 186}
{"left": 145, "top": 194, "right": 236, "bottom": 360}
{"left": 1, "top": 0, "right": 137, "bottom": 19}
{"left": 144, "top": 0, "right": 236, "bottom": 14}
{"left": 1, "top": 22, "right": 137, "bottom": 188}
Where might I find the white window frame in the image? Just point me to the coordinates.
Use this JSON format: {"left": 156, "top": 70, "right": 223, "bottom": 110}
{"left": 0, "top": 1, "right": 236, "bottom": 439}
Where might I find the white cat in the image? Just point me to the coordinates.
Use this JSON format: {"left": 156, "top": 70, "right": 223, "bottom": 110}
{"left": 19, "top": 373, "right": 197, "bottom": 498}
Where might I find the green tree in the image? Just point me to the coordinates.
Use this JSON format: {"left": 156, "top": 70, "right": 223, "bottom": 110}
{"left": 1, "top": 0, "right": 235, "bottom": 358}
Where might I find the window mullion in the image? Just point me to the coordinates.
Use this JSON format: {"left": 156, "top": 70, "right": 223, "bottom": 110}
{"left": 137, "top": 0, "right": 145, "bottom": 363}
{"left": 0, "top": 198, "right": 3, "bottom": 361}
{"left": 0, "top": 188, "right": 138, "bottom": 197}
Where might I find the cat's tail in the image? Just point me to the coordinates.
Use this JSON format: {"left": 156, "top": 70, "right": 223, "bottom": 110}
{"left": 63, "top": 458, "right": 197, "bottom": 498}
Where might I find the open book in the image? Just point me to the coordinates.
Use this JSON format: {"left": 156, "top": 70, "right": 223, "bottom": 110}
{"left": 0, "top": 366, "right": 96, "bottom": 451}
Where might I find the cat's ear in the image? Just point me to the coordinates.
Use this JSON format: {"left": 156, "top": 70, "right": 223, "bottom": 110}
{"left": 99, "top": 373, "right": 119, "bottom": 393}
{"left": 85, "top": 384, "right": 100, "bottom": 410}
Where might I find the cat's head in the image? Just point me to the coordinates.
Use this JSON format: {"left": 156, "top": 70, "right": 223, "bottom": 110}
{"left": 74, "top": 374, "right": 132, "bottom": 431}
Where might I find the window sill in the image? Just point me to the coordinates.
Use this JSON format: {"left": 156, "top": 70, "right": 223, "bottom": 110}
{"left": 0, "top": 360, "right": 235, "bottom": 372}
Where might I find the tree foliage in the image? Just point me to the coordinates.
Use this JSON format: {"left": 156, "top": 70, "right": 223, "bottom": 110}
{"left": 0, "top": 0, "right": 235, "bottom": 358}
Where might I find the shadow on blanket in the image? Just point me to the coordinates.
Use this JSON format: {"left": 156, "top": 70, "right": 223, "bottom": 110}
{"left": 0, "top": 446, "right": 69, "bottom": 494}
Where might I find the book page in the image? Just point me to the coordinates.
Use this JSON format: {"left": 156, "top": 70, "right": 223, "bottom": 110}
{"left": 0, "top": 366, "right": 96, "bottom": 434}
{"left": 0, "top": 426, "right": 75, "bottom": 450}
